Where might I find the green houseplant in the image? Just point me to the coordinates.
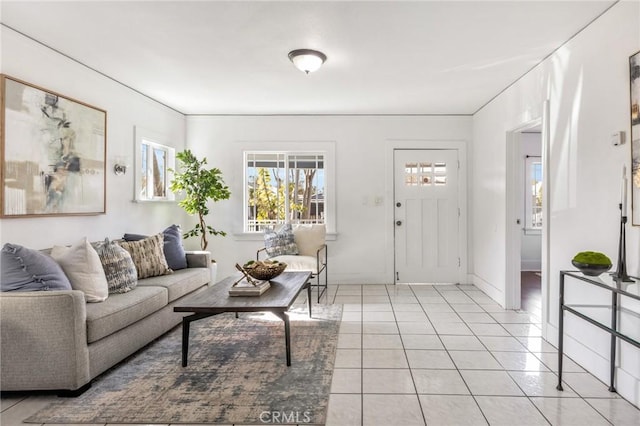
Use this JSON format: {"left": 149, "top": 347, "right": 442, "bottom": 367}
{"left": 571, "top": 251, "right": 612, "bottom": 276}
{"left": 170, "top": 149, "right": 231, "bottom": 251}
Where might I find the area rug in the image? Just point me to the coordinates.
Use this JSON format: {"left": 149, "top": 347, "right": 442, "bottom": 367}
{"left": 26, "top": 304, "right": 342, "bottom": 425}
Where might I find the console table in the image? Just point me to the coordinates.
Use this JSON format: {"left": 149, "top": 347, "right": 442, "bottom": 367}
{"left": 557, "top": 270, "right": 640, "bottom": 392}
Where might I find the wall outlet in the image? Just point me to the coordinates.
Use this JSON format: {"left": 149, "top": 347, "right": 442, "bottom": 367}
{"left": 612, "top": 131, "right": 625, "bottom": 146}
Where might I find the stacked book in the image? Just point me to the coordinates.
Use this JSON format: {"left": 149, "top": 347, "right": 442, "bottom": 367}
{"left": 228, "top": 279, "right": 271, "bottom": 296}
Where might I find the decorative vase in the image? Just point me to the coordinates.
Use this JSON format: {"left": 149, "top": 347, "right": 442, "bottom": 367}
{"left": 571, "top": 260, "right": 612, "bottom": 277}
{"left": 210, "top": 260, "right": 218, "bottom": 285}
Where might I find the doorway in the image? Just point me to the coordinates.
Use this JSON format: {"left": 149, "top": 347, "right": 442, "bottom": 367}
{"left": 393, "top": 149, "right": 461, "bottom": 284}
{"left": 505, "top": 101, "right": 550, "bottom": 341}
{"left": 520, "top": 131, "right": 542, "bottom": 317}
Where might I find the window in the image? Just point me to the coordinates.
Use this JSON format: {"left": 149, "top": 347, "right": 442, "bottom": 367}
{"left": 525, "top": 156, "right": 542, "bottom": 230}
{"left": 134, "top": 127, "right": 175, "bottom": 202}
{"left": 245, "top": 152, "right": 325, "bottom": 232}
{"left": 404, "top": 162, "right": 447, "bottom": 187}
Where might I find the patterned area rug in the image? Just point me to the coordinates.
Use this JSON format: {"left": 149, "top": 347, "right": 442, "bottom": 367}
{"left": 26, "top": 304, "right": 342, "bottom": 425}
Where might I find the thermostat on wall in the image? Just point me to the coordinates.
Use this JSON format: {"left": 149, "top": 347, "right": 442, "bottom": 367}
{"left": 612, "top": 131, "right": 626, "bottom": 146}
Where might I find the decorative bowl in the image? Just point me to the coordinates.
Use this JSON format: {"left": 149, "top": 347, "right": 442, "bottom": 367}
{"left": 242, "top": 260, "right": 287, "bottom": 281}
{"left": 571, "top": 260, "right": 612, "bottom": 277}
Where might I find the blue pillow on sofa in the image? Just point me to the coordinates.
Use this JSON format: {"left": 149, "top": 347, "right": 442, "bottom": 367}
{"left": 123, "top": 224, "right": 188, "bottom": 270}
{"left": 1, "top": 243, "right": 72, "bottom": 292}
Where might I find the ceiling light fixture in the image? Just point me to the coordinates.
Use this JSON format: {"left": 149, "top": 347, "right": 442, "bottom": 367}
{"left": 288, "top": 49, "right": 327, "bottom": 74}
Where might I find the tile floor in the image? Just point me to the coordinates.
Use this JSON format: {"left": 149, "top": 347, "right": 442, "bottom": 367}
{"left": 2, "top": 283, "right": 640, "bottom": 425}
{"left": 325, "top": 283, "right": 640, "bottom": 426}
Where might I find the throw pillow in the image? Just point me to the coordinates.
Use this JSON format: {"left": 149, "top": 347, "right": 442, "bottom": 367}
{"left": 293, "top": 224, "right": 327, "bottom": 257}
{"left": 160, "top": 224, "right": 188, "bottom": 270}
{"left": 118, "top": 233, "right": 172, "bottom": 279}
{"left": 123, "top": 224, "right": 187, "bottom": 270}
{"left": 264, "top": 223, "right": 299, "bottom": 257}
{"left": 51, "top": 238, "right": 109, "bottom": 303}
{"left": 93, "top": 238, "right": 138, "bottom": 294}
{"left": 0, "top": 243, "right": 72, "bottom": 292}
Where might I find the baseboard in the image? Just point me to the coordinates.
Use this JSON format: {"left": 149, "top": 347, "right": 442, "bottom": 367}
{"left": 521, "top": 260, "right": 542, "bottom": 271}
{"left": 471, "top": 274, "right": 505, "bottom": 307}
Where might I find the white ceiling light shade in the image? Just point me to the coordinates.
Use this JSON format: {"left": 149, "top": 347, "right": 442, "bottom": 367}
{"left": 288, "top": 49, "right": 327, "bottom": 74}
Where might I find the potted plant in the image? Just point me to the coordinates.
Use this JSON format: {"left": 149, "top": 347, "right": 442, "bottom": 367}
{"left": 571, "top": 251, "right": 612, "bottom": 276}
{"left": 170, "top": 149, "right": 231, "bottom": 282}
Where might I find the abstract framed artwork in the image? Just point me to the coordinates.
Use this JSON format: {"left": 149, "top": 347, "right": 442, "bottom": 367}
{"left": 630, "top": 51, "right": 640, "bottom": 225}
{"left": 0, "top": 75, "right": 106, "bottom": 217}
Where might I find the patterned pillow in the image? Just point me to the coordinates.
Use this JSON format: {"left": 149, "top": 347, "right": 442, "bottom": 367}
{"left": 93, "top": 238, "right": 138, "bottom": 294}
{"left": 264, "top": 223, "right": 299, "bottom": 257}
{"left": 118, "top": 233, "right": 172, "bottom": 279}
{"left": 123, "top": 224, "right": 187, "bottom": 270}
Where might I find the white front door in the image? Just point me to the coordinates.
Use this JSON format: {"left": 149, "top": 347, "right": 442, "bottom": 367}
{"left": 394, "top": 149, "right": 460, "bottom": 283}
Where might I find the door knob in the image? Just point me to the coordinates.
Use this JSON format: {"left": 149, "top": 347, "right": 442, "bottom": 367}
{"left": 396, "top": 202, "right": 402, "bottom": 207}
{"left": 396, "top": 220, "right": 402, "bottom": 226}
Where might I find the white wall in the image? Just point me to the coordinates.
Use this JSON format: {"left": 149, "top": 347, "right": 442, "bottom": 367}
{"left": 186, "top": 115, "right": 472, "bottom": 283}
{"left": 0, "top": 27, "right": 188, "bottom": 249}
{"left": 521, "top": 132, "right": 542, "bottom": 271}
{"left": 472, "top": 1, "right": 640, "bottom": 406}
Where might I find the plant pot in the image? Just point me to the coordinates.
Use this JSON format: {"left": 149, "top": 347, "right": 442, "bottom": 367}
{"left": 210, "top": 260, "right": 218, "bottom": 284}
{"left": 571, "top": 260, "right": 612, "bottom": 277}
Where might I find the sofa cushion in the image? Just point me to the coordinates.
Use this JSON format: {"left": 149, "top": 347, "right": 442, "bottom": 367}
{"left": 51, "top": 238, "right": 109, "bottom": 303}
{"left": 268, "top": 255, "right": 320, "bottom": 274}
{"left": 123, "top": 224, "right": 188, "bottom": 271}
{"left": 264, "top": 223, "right": 298, "bottom": 257}
{"left": 94, "top": 239, "right": 138, "bottom": 294}
{"left": 293, "top": 224, "right": 326, "bottom": 257}
{"left": 137, "top": 267, "right": 209, "bottom": 302}
{"left": 118, "top": 234, "right": 172, "bottom": 279}
{"left": 1, "top": 243, "right": 72, "bottom": 292}
{"left": 85, "top": 286, "right": 168, "bottom": 343}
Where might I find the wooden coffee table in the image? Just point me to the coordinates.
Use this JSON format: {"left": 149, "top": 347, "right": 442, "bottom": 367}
{"left": 174, "top": 271, "right": 312, "bottom": 367}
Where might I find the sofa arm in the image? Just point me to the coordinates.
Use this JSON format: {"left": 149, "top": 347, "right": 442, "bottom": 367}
{"left": 0, "top": 290, "right": 90, "bottom": 391}
{"left": 185, "top": 250, "right": 211, "bottom": 269}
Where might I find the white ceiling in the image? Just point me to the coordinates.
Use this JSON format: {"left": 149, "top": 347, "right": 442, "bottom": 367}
{"left": 1, "top": 1, "right": 617, "bottom": 115}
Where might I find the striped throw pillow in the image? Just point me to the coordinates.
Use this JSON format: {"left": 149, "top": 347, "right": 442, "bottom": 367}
{"left": 94, "top": 238, "right": 138, "bottom": 294}
{"left": 118, "top": 233, "right": 172, "bottom": 279}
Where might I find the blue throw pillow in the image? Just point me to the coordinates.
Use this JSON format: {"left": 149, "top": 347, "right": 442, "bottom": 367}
{"left": 264, "top": 223, "right": 299, "bottom": 257}
{"left": 123, "top": 224, "right": 188, "bottom": 270}
{"left": 1, "top": 243, "right": 72, "bottom": 292}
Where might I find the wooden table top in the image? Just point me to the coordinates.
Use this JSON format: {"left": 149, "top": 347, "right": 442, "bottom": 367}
{"left": 174, "top": 271, "right": 312, "bottom": 313}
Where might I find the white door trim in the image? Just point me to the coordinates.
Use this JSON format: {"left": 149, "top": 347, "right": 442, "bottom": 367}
{"left": 386, "top": 139, "right": 468, "bottom": 285}
{"left": 540, "top": 100, "right": 551, "bottom": 340}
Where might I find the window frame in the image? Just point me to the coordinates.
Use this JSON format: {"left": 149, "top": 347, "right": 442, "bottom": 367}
{"left": 524, "top": 155, "right": 542, "bottom": 232}
{"left": 232, "top": 141, "right": 336, "bottom": 238}
{"left": 244, "top": 151, "right": 326, "bottom": 233}
{"left": 134, "top": 127, "right": 176, "bottom": 202}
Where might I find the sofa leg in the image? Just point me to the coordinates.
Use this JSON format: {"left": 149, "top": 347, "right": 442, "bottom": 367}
{"left": 57, "top": 382, "right": 91, "bottom": 397}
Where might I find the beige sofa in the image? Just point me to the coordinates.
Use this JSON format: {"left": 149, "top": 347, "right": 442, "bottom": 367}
{"left": 0, "top": 251, "right": 211, "bottom": 395}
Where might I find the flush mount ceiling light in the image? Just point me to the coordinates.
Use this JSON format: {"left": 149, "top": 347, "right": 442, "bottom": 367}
{"left": 288, "top": 49, "right": 327, "bottom": 74}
